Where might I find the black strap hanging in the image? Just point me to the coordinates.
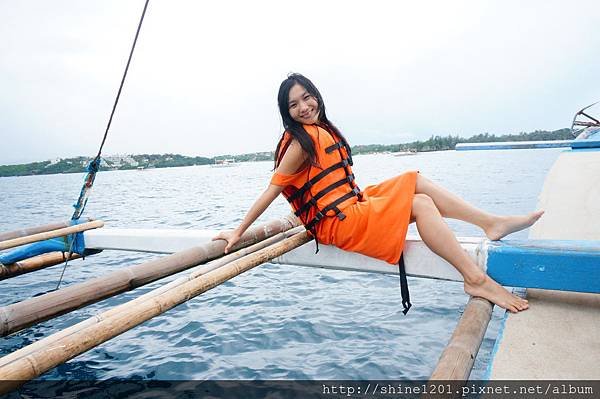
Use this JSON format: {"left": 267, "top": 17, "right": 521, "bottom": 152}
{"left": 398, "top": 253, "right": 411, "bottom": 315}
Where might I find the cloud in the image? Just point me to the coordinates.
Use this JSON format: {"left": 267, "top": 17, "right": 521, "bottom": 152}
{"left": 1, "top": 0, "right": 599, "bottom": 164}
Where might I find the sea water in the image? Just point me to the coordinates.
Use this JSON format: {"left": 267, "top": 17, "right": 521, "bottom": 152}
{"left": 0, "top": 149, "right": 562, "bottom": 380}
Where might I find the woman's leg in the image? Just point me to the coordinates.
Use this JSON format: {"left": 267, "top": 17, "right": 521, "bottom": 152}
{"left": 411, "top": 193, "right": 528, "bottom": 312}
{"left": 414, "top": 174, "right": 543, "bottom": 240}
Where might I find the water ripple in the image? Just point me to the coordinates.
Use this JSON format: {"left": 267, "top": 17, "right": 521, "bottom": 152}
{"left": 0, "top": 150, "right": 562, "bottom": 380}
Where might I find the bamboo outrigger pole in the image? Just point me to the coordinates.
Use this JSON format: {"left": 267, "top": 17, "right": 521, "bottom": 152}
{"left": 0, "top": 231, "right": 311, "bottom": 393}
{"left": 0, "top": 220, "right": 104, "bottom": 251}
{"left": 429, "top": 296, "right": 494, "bottom": 380}
{"left": 0, "top": 252, "right": 82, "bottom": 281}
{"left": 0, "top": 226, "right": 305, "bottom": 369}
{"left": 0, "top": 221, "right": 76, "bottom": 242}
{"left": 0, "top": 216, "right": 298, "bottom": 337}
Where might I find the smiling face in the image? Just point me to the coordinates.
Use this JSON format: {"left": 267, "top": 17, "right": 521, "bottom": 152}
{"left": 287, "top": 83, "right": 320, "bottom": 125}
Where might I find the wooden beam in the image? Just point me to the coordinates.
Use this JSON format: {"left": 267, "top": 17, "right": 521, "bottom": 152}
{"left": 0, "top": 226, "right": 305, "bottom": 369}
{"left": 0, "top": 221, "right": 72, "bottom": 242}
{"left": 0, "top": 252, "right": 83, "bottom": 281}
{"left": 430, "top": 297, "right": 494, "bottom": 380}
{"left": 0, "top": 220, "right": 104, "bottom": 251}
{"left": 0, "top": 217, "right": 299, "bottom": 337}
{"left": 0, "top": 231, "right": 311, "bottom": 393}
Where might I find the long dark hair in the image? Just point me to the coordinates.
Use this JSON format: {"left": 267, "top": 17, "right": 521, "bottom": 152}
{"left": 274, "top": 73, "right": 351, "bottom": 169}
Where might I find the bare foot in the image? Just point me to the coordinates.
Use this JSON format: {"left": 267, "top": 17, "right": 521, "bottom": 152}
{"left": 484, "top": 210, "right": 544, "bottom": 241}
{"left": 464, "top": 274, "right": 529, "bottom": 313}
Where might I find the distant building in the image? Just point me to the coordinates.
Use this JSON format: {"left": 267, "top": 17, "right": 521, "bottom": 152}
{"left": 46, "top": 157, "right": 62, "bottom": 166}
{"left": 102, "top": 154, "right": 139, "bottom": 168}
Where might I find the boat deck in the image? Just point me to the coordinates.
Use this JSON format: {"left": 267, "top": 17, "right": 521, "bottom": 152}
{"left": 487, "top": 150, "right": 600, "bottom": 379}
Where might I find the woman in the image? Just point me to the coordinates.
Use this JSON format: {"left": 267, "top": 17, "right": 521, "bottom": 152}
{"left": 214, "top": 73, "right": 542, "bottom": 314}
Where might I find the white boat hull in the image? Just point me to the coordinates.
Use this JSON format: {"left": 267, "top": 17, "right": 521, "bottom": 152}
{"left": 84, "top": 228, "right": 478, "bottom": 283}
{"left": 85, "top": 227, "right": 600, "bottom": 292}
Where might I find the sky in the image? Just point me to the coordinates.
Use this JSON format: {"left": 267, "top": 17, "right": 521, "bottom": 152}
{"left": 1, "top": 0, "right": 599, "bottom": 164}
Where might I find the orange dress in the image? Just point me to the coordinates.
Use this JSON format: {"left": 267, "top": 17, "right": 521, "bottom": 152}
{"left": 271, "top": 125, "right": 418, "bottom": 265}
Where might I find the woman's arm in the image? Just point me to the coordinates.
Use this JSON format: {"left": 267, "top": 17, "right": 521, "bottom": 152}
{"left": 212, "top": 139, "right": 307, "bottom": 253}
{"left": 212, "top": 184, "right": 283, "bottom": 253}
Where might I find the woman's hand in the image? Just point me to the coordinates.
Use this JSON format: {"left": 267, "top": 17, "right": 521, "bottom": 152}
{"left": 212, "top": 229, "right": 242, "bottom": 254}
{"left": 211, "top": 182, "right": 286, "bottom": 255}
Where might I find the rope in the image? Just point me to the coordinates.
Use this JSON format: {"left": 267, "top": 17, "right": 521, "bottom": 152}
{"left": 72, "top": 0, "right": 150, "bottom": 221}
{"left": 55, "top": 236, "right": 76, "bottom": 291}
{"left": 96, "top": 0, "right": 150, "bottom": 159}
{"left": 58, "top": 0, "right": 151, "bottom": 290}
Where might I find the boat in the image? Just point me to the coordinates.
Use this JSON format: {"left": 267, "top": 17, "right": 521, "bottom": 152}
{"left": 484, "top": 104, "right": 600, "bottom": 381}
{"left": 210, "top": 158, "right": 238, "bottom": 167}
{"left": 392, "top": 150, "right": 418, "bottom": 156}
{"left": 0, "top": 105, "right": 599, "bottom": 394}
{"left": 456, "top": 139, "right": 573, "bottom": 151}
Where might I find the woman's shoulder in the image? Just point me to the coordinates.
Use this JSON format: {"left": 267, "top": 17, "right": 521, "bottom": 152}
{"left": 277, "top": 132, "right": 307, "bottom": 164}
{"left": 278, "top": 131, "right": 298, "bottom": 152}
{"left": 281, "top": 127, "right": 318, "bottom": 147}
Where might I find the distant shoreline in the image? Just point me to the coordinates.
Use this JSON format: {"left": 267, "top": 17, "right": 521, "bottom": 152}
{"left": 0, "top": 128, "right": 571, "bottom": 177}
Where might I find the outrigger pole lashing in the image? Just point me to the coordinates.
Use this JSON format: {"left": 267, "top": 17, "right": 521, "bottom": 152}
{"left": 1, "top": 251, "right": 82, "bottom": 281}
{"left": 0, "top": 220, "right": 104, "bottom": 280}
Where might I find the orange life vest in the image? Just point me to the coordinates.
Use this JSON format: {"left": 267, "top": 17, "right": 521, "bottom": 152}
{"left": 275, "top": 124, "right": 413, "bottom": 314}
{"left": 277, "top": 124, "right": 362, "bottom": 236}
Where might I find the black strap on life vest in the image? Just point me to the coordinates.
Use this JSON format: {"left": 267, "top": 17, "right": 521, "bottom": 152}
{"left": 325, "top": 140, "right": 362, "bottom": 200}
{"left": 293, "top": 174, "right": 356, "bottom": 217}
{"left": 283, "top": 130, "right": 361, "bottom": 253}
{"left": 398, "top": 253, "right": 411, "bottom": 315}
{"left": 325, "top": 141, "right": 355, "bottom": 166}
{"left": 287, "top": 159, "right": 350, "bottom": 203}
{"left": 285, "top": 148, "right": 359, "bottom": 233}
{"left": 305, "top": 187, "right": 360, "bottom": 231}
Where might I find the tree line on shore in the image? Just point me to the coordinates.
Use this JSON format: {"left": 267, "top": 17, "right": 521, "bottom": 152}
{"left": 0, "top": 128, "right": 572, "bottom": 177}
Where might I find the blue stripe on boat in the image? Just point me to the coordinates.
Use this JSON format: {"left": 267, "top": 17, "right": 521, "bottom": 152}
{"left": 456, "top": 141, "right": 573, "bottom": 151}
{"left": 486, "top": 240, "right": 600, "bottom": 293}
{"left": 571, "top": 139, "right": 600, "bottom": 149}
